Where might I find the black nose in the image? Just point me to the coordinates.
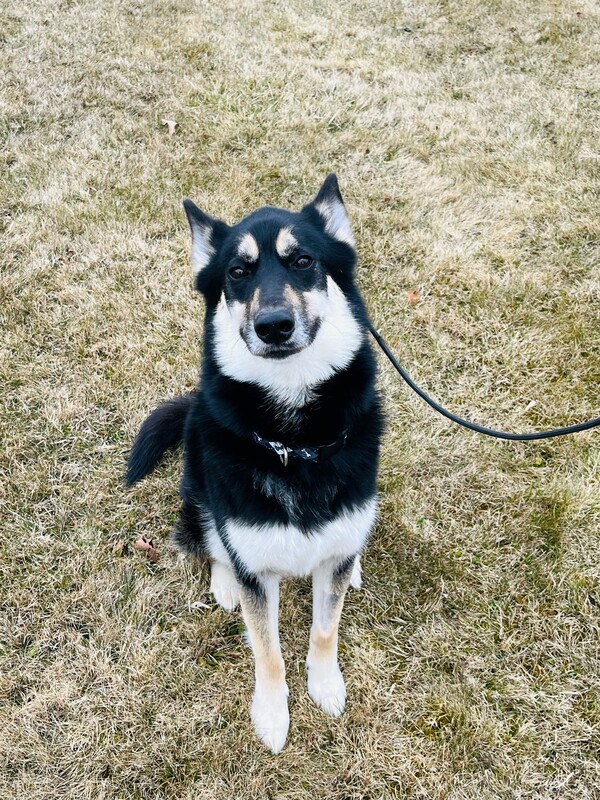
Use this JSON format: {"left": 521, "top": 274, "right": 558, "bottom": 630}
{"left": 254, "top": 308, "right": 295, "bottom": 344}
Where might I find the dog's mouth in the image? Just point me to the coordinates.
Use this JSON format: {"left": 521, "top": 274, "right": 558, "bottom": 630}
{"left": 254, "top": 342, "right": 305, "bottom": 360}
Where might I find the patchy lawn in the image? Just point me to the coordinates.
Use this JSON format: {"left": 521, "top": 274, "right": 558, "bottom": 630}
{"left": 1, "top": 0, "right": 599, "bottom": 797}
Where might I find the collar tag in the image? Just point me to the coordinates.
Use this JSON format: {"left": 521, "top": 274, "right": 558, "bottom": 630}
{"left": 251, "top": 431, "right": 346, "bottom": 465}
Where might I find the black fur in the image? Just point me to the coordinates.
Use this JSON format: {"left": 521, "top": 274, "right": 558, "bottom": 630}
{"left": 172, "top": 344, "right": 382, "bottom": 567}
{"left": 127, "top": 175, "right": 384, "bottom": 597}
{"left": 126, "top": 394, "right": 194, "bottom": 486}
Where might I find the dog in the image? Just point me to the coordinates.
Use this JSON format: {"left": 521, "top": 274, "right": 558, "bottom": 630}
{"left": 126, "top": 174, "right": 383, "bottom": 752}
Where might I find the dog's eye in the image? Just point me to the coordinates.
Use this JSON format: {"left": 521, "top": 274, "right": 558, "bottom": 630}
{"left": 292, "top": 255, "right": 313, "bottom": 269}
{"left": 229, "top": 264, "right": 250, "bottom": 280}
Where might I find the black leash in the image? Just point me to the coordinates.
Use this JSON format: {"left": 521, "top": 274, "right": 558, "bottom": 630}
{"left": 369, "top": 323, "right": 600, "bottom": 441}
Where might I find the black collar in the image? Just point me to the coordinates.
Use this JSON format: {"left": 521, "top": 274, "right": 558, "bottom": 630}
{"left": 252, "top": 429, "right": 348, "bottom": 467}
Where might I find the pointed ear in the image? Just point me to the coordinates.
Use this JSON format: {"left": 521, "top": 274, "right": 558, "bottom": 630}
{"left": 305, "top": 173, "right": 354, "bottom": 246}
{"left": 183, "top": 199, "right": 226, "bottom": 275}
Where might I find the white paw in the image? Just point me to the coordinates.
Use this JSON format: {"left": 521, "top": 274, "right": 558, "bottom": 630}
{"left": 250, "top": 686, "right": 290, "bottom": 754}
{"left": 209, "top": 561, "right": 239, "bottom": 611}
{"left": 307, "top": 663, "right": 346, "bottom": 717}
{"left": 350, "top": 557, "right": 362, "bottom": 590}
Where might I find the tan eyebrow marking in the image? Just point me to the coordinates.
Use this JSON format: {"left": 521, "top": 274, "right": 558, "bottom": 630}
{"left": 275, "top": 227, "right": 298, "bottom": 259}
{"left": 237, "top": 232, "right": 259, "bottom": 262}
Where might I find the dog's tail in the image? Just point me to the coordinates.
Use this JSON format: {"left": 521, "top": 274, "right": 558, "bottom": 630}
{"left": 126, "top": 393, "right": 195, "bottom": 486}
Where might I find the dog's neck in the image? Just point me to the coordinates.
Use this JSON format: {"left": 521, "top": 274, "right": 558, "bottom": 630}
{"left": 200, "top": 340, "right": 376, "bottom": 446}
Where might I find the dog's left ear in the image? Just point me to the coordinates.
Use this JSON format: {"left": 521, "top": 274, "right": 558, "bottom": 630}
{"left": 303, "top": 173, "right": 354, "bottom": 247}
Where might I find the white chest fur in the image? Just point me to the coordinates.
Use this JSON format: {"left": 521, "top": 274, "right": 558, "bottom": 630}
{"left": 211, "top": 276, "right": 363, "bottom": 408}
{"left": 206, "top": 498, "right": 377, "bottom": 578}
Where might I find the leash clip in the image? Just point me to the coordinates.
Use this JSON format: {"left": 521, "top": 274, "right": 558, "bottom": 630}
{"left": 279, "top": 447, "right": 289, "bottom": 467}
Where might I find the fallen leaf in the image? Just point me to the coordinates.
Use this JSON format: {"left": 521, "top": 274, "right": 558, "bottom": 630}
{"left": 162, "top": 118, "right": 177, "bottom": 136}
{"left": 191, "top": 599, "right": 212, "bottom": 610}
{"left": 133, "top": 534, "right": 159, "bottom": 562}
{"left": 406, "top": 290, "right": 420, "bottom": 305}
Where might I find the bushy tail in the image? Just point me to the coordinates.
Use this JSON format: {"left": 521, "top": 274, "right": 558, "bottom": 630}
{"left": 126, "top": 393, "right": 195, "bottom": 486}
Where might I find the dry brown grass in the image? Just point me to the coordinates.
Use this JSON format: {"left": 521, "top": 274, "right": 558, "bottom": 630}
{"left": 1, "top": 0, "right": 599, "bottom": 797}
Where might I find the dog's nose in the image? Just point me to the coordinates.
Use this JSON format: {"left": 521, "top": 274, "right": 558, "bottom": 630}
{"left": 254, "top": 308, "right": 295, "bottom": 345}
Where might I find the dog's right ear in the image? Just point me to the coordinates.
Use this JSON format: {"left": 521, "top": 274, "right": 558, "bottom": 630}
{"left": 183, "top": 199, "right": 229, "bottom": 276}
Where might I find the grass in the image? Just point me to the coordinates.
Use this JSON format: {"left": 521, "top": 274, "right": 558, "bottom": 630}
{"left": 1, "top": 0, "right": 599, "bottom": 797}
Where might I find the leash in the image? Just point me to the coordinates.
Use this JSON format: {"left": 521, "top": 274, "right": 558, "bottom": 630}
{"left": 369, "top": 323, "right": 600, "bottom": 441}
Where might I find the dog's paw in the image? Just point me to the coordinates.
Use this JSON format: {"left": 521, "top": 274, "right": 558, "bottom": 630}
{"left": 209, "top": 561, "right": 240, "bottom": 611}
{"left": 349, "top": 556, "right": 362, "bottom": 590}
{"left": 307, "top": 663, "right": 346, "bottom": 717}
{"left": 250, "top": 686, "right": 290, "bottom": 754}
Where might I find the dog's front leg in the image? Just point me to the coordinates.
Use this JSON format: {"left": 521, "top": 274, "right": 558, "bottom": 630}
{"left": 307, "top": 555, "right": 356, "bottom": 717}
{"left": 239, "top": 573, "right": 289, "bottom": 753}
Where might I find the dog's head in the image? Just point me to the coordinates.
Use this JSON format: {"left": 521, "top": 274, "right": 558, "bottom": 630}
{"left": 183, "top": 175, "right": 366, "bottom": 400}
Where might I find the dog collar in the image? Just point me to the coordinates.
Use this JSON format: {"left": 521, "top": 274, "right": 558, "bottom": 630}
{"left": 252, "top": 430, "right": 348, "bottom": 467}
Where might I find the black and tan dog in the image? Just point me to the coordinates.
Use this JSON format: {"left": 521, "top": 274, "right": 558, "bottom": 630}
{"left": 127, "top": 175, "right": 383, "bottom": 752}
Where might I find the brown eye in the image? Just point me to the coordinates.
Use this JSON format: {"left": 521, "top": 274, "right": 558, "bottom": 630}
{"left": 293, "top": 255, "right": 313, "bottom": 269}
{"left": 229, "top": 264, "right": 250, "bottom": 279}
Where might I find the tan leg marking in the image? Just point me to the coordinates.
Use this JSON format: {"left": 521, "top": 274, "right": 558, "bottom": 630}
{"left": 307, "top": 556, "right": 355, "bottom": 716}
{"left": 239, "top": 575, "right": 289, "bottom": 753}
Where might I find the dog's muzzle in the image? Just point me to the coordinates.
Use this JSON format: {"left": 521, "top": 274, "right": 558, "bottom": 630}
{"left": 253, "top": 307, "right": 295, "bottom": 345}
